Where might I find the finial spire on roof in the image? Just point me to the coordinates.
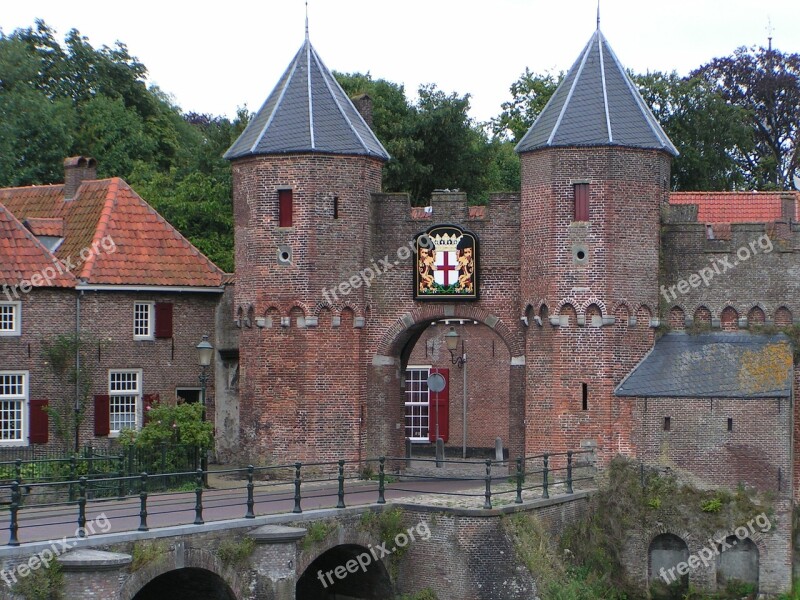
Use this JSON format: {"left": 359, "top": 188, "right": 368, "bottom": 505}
{"left": 766, "top": 17, "right": 774, "bottom": 51}
{"left": 596, "top": 0, "right": 600, "bottom": 30}
{"left": 305, "top": 1, "right": 309, "bottom": 40}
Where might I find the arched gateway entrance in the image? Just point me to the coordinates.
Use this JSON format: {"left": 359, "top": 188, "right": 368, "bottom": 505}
{"left": 367, "top": 306, "right": 526, "bottom": 461}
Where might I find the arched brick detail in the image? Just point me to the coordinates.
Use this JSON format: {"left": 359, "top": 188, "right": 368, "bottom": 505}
{"left": 747, "top": 304, "right": 766, "bottom": 325}
{"left": 668, "top": 306, "right": 686, "bottom": 330}
{"left": 374, "top": 306, "right": 523, "bottom": 357}
{"left": 720, "top": 306, "right": 739, "bottom": 331}
{"left": 556, "top": 297, "right": 579, "bottom": 311}
{"left": 775, "top": 306, "right": 793, "bottom": 326}
{"left": 559, "top": 303, "right": 577, "bottom": 327}
{"left": 611, "top": 300, "right": 632, "bottom": 316}
{"left": 580, "top": 298, "right": 607, "bottom": 315}
{"left": 287, "top": 302, "right": 310, "bottom": 317}
{"left": 694, "top": 305, "right": 712, "bottom": 325}
{"left": 312, "top": 301, "right": 333, "bottom": 316}
{"left": 118, "top": 547, "right": 242, "bottom": 600}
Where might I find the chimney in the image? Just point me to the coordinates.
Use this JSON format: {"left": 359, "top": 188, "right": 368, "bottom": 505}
{"left": 351, "top": 94, "right": 374, "bottom": 128}
{"left": 780, "top": 192, "right": 797, "bottom": 221}
{"left": 63, "top": 156, "right": 97, "bottom": 201}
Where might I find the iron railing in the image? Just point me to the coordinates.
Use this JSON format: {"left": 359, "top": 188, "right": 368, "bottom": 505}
{"left": 0, "top": 449, "right": 595, "bottom": 546}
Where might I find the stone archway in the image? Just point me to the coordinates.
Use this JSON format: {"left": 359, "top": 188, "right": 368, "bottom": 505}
{"left": 119, "top": 547, "right": 241, "bottom": 600}
{"left": 368, "top": 307, "right": 525, "bottom": 461}
{"left": 296, "top": 544, "right": 393, "bottom": 599}
{"left": 131, "top": 567, "right": 237, "bottom": 600}
{"left": 649, "top": 533, "right": 690, "bottom": 598}
{"left": 717, "top": 535, "right": 759, "bottom": 592}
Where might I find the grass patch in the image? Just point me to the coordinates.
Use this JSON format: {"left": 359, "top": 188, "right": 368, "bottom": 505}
{"left": 12, "top": 561, "right": 63, "bottom": 600}
{"left": 131, "top": 539, "right": 168, "bottom": 571}
{"left": 217, "top": 537, "right": 255, "bottom": 567}
{"left": 301, "top": 520, "right": 338, "bottom": 552}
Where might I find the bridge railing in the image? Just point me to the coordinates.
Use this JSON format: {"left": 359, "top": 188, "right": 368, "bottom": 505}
{"left": 1, "top": 450, "right": 595, "bottom": 547}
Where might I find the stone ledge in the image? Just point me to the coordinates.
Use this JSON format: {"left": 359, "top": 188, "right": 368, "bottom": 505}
{"left": 248, "top": 524, "right": 307, "bottom": 544}
{"left": 57, "top": 549, "right": 132, "bottom": 572}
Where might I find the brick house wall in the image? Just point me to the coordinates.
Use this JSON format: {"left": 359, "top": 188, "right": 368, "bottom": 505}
{"left": 0, "top": 289, "right": 219, "bottom": 451}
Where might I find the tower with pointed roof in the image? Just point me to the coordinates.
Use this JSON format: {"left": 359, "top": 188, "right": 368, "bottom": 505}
{"left": 226, "top": 31, "right": 388, "bottom": 462}
{"left": 517, "top": 26, "right": 677, "bottom": 461}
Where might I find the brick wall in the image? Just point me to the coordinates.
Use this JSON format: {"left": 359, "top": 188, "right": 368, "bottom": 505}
{"left": 0, "top": 288, "right": 219, "bottom": 451}
{"left": 406, "top": 320, "right": 510, "bottom": 451}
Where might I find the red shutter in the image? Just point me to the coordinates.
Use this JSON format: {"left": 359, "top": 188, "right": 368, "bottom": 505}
{"left": 94, "top": 395, "right": 110, "bottom": 436}
{"left": 574, "top": 183, "right": 589, "bottom": 221}
{"left": 142, "top": 394, "right": 160, "bottom": 426}
{"left": 428, "top": 367, "right": 449, "bottom": 443}
{"left": 278, "top": 189, "right": 293, "bottom": 227}
{"left": 29, "top": 400, "right": 49, "bottom": 444}
{"left": 154, "top": 303, "right": 173, "bottom": 339}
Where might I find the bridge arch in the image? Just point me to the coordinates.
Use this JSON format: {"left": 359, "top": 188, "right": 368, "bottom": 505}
{"left": 119, "top": 547, "right": 241, "bottom": 600}
{"left": 296, "top": 543, "right": 393, "bottom": 599}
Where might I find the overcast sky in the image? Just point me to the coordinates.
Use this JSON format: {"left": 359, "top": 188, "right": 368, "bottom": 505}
{"left": 3, "top": 1, "right": 799, "bottom": 124}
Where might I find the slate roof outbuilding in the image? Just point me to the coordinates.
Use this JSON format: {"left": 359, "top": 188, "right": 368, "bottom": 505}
{"left": 225, "top": 37, "right": 389, "bottom": 161}
{"left": 615, "top": 332, "right": 793, "bottom": 399}
{"left": 516, "top": 28, "right": 678, "bottom": 156}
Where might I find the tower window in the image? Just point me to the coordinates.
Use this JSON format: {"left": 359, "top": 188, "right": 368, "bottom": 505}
{"left": 663, "top": 416, "right": 671, "bottom": 431}
{"left": 581, "top": 383, "right": 588, "bottom": 411}
{"left": 727, "top": 417, "right": 733, "bottom": 432}
{"left": 278, "top": 189, "right": 293, "bottom": 227}
{"left": 333, "top": 196, "right": 339, "bottom": 219}
{"left": 574, "top": 183, "right": 589, "bottom": 221}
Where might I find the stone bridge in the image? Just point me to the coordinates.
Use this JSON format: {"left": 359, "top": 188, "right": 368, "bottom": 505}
{"left": 0, "top": 492, "right": 592, "bottom": 600}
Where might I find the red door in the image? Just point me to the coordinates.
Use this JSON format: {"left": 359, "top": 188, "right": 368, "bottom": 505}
{"left": 428, "top": 367, "right": 449, "bottom": 443}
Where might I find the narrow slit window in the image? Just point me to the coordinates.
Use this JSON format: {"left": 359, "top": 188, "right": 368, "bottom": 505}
{"left": 574, "top": 183, "right": 589, "bottom": 222}
{"left": 727, "top": 417, "right": 733, "bottom": 432}
{"left": 663, "top": 416, "right": 671, "bottom": 431}
{"left": 278, "top": 189, "right": 293, "bottom": 227}
{"left": 581, "top": 383, "right": 588, "bottom": 411}
{"left": 333, "top": 196, "right": 339, "bottom": 219}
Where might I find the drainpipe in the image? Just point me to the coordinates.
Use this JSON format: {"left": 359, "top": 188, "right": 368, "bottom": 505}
{"left": 75, "top": 290, "right": 83, "bottom": 454}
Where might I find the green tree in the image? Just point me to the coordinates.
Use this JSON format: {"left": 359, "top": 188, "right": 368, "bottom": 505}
{"left": 633, "top": 71, "right": 754, "bottom": 190}
{"left": 693, "top": 45, "right": 800, "bottom": 189}
{"left": 491, "top": 68, "right": 562, "bottom": 142}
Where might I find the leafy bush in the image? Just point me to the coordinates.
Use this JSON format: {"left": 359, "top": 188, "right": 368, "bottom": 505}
{"left": 217, "top": 537, "right": 255, "bottom": 567}
{"left": 701, "top": 497, "right": 723, "bottom": 513}
{"left": 11, "top": 562, "right": 63, "bottom": 600}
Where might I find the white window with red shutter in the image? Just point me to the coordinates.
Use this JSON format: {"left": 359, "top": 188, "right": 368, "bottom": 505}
{"left": 0, "top": 371, "right": 27, "bottom": 445}
{"left": 133, "top": 302, "right": 154, "bottom": 340}
{"left": 404, "top": 366, "right": 430, "bottom": 442}
{"left": 108, "top": 369, "right": 142, "bottom": 433}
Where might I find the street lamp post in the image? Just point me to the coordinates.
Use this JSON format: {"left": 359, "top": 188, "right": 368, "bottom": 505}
{"left": 196, "top": 335, "right": 214, "bottom": 484}
{"left": 445, "top": 326, "right": 468, "bottom": 459}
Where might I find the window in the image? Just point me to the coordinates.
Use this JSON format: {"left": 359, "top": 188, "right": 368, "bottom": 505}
{"left": 581, "top": 383, "right": 588, "bottom": 411}
{"left": 663, "top": 416, "right": 671, "bottom": 431}
{"left": 573, "top": 183, "right": 589, "bottom": 221}
{"left": 133, "top": 302, "right": 154, "bottom": 339}
{"left": 109, "top": 370, "right": 141, "bottom": 433}
{"left": 0, "top": 372, "right": 27, "bottom": 444}
{"left": 727, "top": 417, "right": 733, "bottom": 432}
{"left": 333, "top": 196, "right": 339, "bottom": 219}
{"left": 176, "top": 388, "right": 201, "bottom": 404}
{"left": 404, "top": 367, "right": 430, "bottom": 442}
{"left": 0, "top": 302, "right": 21, "bottom": 336}
{"left": 278, "top": 189, "right": 293, "bottom": 227}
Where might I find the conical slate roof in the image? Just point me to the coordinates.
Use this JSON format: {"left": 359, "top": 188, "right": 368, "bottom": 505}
{"left": 516, "top": 29, "right": 678, "bottom": 156}
{"left": 225, "top": 36, "right": 389, "bottom": 161}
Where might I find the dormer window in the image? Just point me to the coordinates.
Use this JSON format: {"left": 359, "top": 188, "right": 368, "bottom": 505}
{"left": 22, "top": 218, "right": 65, "bottom": 252}
{"left": 0, "top": 302, "right": 21, "bottom": 336}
